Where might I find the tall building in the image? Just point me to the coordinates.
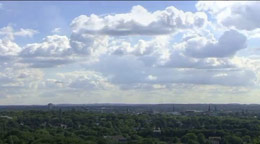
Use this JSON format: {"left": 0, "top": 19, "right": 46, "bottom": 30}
{"left": 214, "top": 106, "right": 217, "bottom": 112}
{"left": 48, "top": 103, "right": 54, "bottom": 110}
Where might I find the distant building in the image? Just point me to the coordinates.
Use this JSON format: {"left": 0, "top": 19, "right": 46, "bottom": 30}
{"left": 127, "top": 107, "right": 130, "bottom": 113}
{"left": 184, "top": 110, "right": 202, "bottom": 116}
{"left": 60, "top": 124, "right": 67, "bottom": 129}
{"left": 153, "top": 127, "right": 162, "bottom": 135}
{"left": 48, "top": 103, "right": 54, "bottom": 110}
{"left": 0, "top": 116, "right": 13, "bottom": 120}
{"left": 214, "top": 106, "right": 217, "bottom": 112}
{"left": 168, "top": 111, "right": 181, "bottom": 115}
{"left": 40, "top": 122, "right": 47, "bottom": 127}
{"left": 152, "top": 110, "right": 160, "bottom": 114}
{"left": 209, "top": 137, "right": 221, "bottom": 144}
{"left": 104, "top": 135, "right": 127, "bottom": 143}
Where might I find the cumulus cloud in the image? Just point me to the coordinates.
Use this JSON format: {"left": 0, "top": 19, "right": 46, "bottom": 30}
{"left": 15, "top": 28, "right": 38, "bottom": 38}
{"left": 40, "top": 79, "right": 65, "bottom": 89}
{"left": 21, "top": 57, "right": 74, "bottom": 68}
{"left": 14, "top": 4, "right": 250, "bottom": 90}
{"left": 147, "top": 75, "right": 157, "bottom": 81}
{"left": 165, "top": 52, "right": 234, "bottom": 69}
{"left": 181, "top": 29, "right": 247, "bottom": 58}
{"left": 0, "top": 26, "right": 35, "bottom": 57}
{"left": 196, "top": 1, "right": 260, "bottom": 31}
{"left": 1, "top": 4, "right": 259, "bottom": 104}
{"left": 0, "top": 25, "right": 37, "bottom": 60}
{"left": 0, "top": 67, "right": 44, "bottom": 89}
{"left": 0, "top": 65, "right": 45, "bottom": 103}
{"left": 21, "top": 35, "right": 71, "bottom": 57}
{"left": 107, "top": 36, "right": 171, "bottom": 67}
{"left": 90, "top": 55, "right": 148, "bottom": 85}
{"left": 0, "top": 25, "right": 37, "bottom": 40}
{"left": 20, "top": 35, "right": 75, "bottom": 68}
{"left": 58, "top": 71, "right": 116, "bottom": 90}
{"left": 170, "top": 68, "right": 256, "bottom": 87}
{"left": 100, "top": 30, "right": 243, "bottom": 69}
{"left": 71, "top": 5, "right": 208, "bottom": 36}
{"left": 0, "top": 38, "right": 21, "bottom": 56}
{"left": 70, "top": 5, "right": 208, "bottom": 56}
{"left": 51, "top": 28, "right": 61, "bottom": 34}
{"left": 87, "top": 54, "right": 256, "bottom": 90}
{"left": 70, "top": 33, "right": 109, "bottom": 56}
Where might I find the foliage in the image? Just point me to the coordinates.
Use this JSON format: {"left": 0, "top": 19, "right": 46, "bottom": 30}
{"left": 0, "top": 110, "right": 260, "bottom": 143}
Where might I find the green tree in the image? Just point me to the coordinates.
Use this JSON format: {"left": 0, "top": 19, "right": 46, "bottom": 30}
{"left": 197, "top": 133, "right": 206, "bottom": 144}
{"left": 224, "top": 135, "right": 243, "bottom": 144}
{"left": 181, "top": 133, "right": 198, "bottom": 143}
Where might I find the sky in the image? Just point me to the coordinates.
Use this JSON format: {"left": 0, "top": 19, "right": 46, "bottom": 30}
{"left": 1, "top": 1, "right": 260, "bottom": 105}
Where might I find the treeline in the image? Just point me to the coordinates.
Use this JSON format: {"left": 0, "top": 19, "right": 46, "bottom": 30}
{"left": 0, "top": 110, "right": 260, "bottom": 144}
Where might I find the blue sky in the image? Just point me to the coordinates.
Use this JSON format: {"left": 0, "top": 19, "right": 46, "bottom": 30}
{"left": 0, "top": 1, "right": 196, "bottom": 45}
{"left": 1, "top": 1, "right": 260, "bottom": 105}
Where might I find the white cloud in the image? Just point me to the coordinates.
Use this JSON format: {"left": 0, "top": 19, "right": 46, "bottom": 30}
{"left": 69, "top": 5, "right": 208, "bottom": 57}
{"left": 70, "top": 33, "right": 109, "bottom": 56}
{"left": 99, "top": 29, "right": 244, "bottom": 69}
{"left": 1, "top": 4, "right": 260, "bottom": 104}
{"left": 165, "top": 52, "right": 233, "bottom": 69}
{"left": 20, "top": 57, "right": 74, "bottom": 68}
{"left": 0, "top": 26, "right": 34, "bottom": 57}
{"left": 51, "top": 27, "right": 61, "bottom": 34}
{"left": 0, "top": 25, "right": 38, "bottom": 57}
{"left": 88, "top": 54, "right": 256, "bottom": 89}
{"left": 196, "top": 1, "right": 260, "bottom": 31}
{"left": 21, "top": 35, "right": 71, "bottom": 57}
{"left": 182, "top": 29, "right": 247, "bottom": 58}
{"left": 58, "top": 71, "right": 116, "bottom": 90}
{"left": 231, "top": 56, "right": 260, "bottom": 86}
{"left": 0, "top": 25, "right": 37, "bottom": 40}
{"left": 147, "top": 75, "right": 157, "bottom": 81}
{"left": 40, "top": 79, "right": 65, "bottom": 89}
{"left": 20, "top": 35, "right": 75, "bottom": 68}
{"left": 71, "top": 5, "right": 208, "bottom": 36}
{"left": 240, "top": 28, "right": 260, "bottom": 39}
{"left": 15, "top": 28, "right": 38, "bottom": 38}
{"left": 0, "top": 39, "right": 21, "bottom": 56}
{"left": 0, "top": 67, "right": 44, "bottom": 89}
{"left": 107, "top": 36, "right": 171, "bottom": 67}
{"left": 0, "top": 64, "right": 46, "bottom": 104}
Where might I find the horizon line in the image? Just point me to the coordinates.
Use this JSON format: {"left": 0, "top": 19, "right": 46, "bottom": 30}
{"left": 1, "top": 102, "right": 260, "bottom": 106}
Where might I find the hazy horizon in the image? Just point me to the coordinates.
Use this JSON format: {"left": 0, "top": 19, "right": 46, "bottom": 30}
{"left": 1, "top": 1, "right": 260, "bottom": 105}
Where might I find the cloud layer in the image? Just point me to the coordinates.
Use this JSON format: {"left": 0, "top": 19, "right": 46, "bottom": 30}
{"left": 71, "top": 5, "right": 208, "bottom": 36}
{"left": 196, "top": 2, "right": 260, "bottom": 31}
{"left": 1, "top": 3, "right": 260, "bottom": 104}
